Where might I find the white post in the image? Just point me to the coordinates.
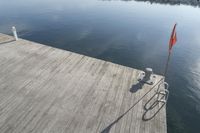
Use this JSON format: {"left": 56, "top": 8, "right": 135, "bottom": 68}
{"left": 12, "top": 26, "right": 18, "bottom": 41}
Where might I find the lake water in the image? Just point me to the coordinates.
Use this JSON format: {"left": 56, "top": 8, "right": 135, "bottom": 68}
{"left": 0, "top": 0, "right": 200, "bottom": 133}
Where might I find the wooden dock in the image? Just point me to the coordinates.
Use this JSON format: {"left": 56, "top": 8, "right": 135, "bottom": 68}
{"left": 0, "top": 33, "right": 167, "bottom": 133}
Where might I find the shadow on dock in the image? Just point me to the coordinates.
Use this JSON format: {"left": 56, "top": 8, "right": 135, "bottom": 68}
{"left": 130, "top": 81, "right": 145, "bottom": 93}
{"left": 0, "top": 39, "right": 15, "bottom": 45}
{"left": 142, "top": 93, "right": 166, "bottom": 121}
{"left": 101, "top": 78, "right": 164, "bottom": 133}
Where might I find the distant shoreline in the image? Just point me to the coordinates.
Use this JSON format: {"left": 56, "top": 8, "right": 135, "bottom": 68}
{"left": 104, "top": 0, "right": 200, "bottom": 7}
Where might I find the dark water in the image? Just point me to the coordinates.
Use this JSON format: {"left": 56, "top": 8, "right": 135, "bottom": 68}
{"left": 1, "top": 0, "right": 200, "bottom": 133}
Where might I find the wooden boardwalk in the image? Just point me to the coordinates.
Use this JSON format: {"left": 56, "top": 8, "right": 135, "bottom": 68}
{"left": 0, "top": 33, "right": 167, "bottom": 133}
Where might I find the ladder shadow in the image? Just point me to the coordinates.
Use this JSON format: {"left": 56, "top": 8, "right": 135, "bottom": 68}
{"left": 142, "top": 92, "right": 166, "bottom": 121}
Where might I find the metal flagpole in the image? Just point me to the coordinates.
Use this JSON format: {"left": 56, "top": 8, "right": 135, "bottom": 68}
{"left": 163, "top": 51, "right": 172, "bottom": 77}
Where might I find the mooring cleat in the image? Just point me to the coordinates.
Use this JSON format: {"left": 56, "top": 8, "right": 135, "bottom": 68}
{"left": 137, "top": 68, "right": 156, "bottom": 85}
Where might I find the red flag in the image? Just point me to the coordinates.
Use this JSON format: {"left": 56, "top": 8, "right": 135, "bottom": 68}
{"left": 169, "top": 24, "right": 177, "bottom": 52}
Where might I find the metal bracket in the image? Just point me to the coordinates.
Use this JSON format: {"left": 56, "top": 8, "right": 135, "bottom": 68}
{"left": 137, "top": 68, "right": 156, "bottom": 85}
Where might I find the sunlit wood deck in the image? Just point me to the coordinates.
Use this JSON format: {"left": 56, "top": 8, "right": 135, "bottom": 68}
{"left": 0, "top": 33, "right": 167, "bottom": 133}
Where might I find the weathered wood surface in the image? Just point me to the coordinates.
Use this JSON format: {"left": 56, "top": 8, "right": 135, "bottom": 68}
{"left": 0, "top": 33, "right": 167, "bottom": 133}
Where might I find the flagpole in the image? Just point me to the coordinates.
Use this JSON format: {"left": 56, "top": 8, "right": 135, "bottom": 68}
{"left": 163, "top": 51, "right": 172, "bottom": 77}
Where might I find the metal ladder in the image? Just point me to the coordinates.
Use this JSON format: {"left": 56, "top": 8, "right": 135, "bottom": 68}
{"left": 156, "top": 81, "right": 169, "bottom": 104}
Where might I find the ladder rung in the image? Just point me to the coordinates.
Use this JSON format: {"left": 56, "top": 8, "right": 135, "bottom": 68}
{"left": 158, "top": 99, "right": 166, "bottom": 103}
{"left": 158, "top": 92, "right": 166, "bottom": 95}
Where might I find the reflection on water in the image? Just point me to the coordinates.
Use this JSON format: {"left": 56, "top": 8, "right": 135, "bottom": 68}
{"left": 0, "top": 0, "right": 200, "bottom": 133}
